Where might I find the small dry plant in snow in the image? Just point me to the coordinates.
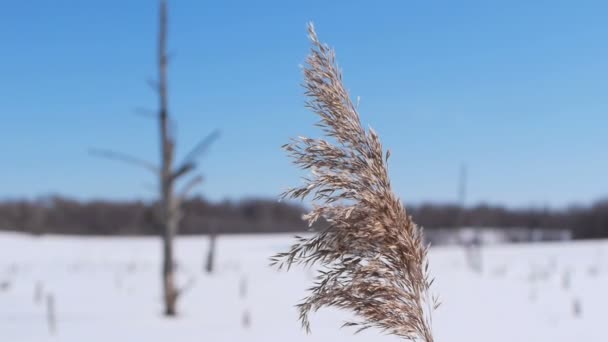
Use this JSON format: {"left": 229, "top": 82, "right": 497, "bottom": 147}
{"left": 271, "top": 23, "right": 438, "bottom": 341}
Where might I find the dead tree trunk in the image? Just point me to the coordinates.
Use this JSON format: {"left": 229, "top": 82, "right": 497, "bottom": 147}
{"left": 157, "top": 0, "right": 183, "bottom": 317}
{"left": 91, "top": 0, "right": 219, "bottom": 317}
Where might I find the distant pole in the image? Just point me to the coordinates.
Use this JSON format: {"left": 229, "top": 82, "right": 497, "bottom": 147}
{"left": 458, "top": 163, "right": 467, "bottom": 209}
{"left": 205, "top": 228, "right": 217, "bottom": 274}
{"left": 456, "top": 163, "right": 467, "bottom": 228}
{"left": 459, "top": 163, "right": 481, "bottom": 272}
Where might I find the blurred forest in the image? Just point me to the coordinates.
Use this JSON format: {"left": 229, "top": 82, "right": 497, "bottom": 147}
{"left": 0, "top": 196, "right": 607, "bottom": 239}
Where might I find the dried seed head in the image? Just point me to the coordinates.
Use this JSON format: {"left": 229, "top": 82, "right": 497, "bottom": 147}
{"left": 271, "top": 23, "right": 437, "bottom": 341}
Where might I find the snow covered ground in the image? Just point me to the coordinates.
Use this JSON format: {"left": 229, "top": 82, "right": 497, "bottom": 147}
{"left": 1, "top": 232, "right": 606, "bottom": 342}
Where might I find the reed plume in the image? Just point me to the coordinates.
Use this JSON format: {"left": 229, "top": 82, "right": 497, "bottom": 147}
{"left": 270, "top": 23, "right": 438, "bottom": 341}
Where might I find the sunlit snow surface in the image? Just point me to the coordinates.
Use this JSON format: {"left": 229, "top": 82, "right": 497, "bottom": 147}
{"left": 1, "top": 232, "right": 606, "bottom": 341}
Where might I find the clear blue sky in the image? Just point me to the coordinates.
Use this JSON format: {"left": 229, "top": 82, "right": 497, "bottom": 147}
{"left": 1, "top": 0, "right": 607, "bottom": 208}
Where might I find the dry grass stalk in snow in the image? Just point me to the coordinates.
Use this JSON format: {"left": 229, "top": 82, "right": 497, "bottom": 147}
{"left": 46, "top": 293, "right": 56, "bottom": 335}
{"left": 271, "top": 23, "right": 438, "bottom": 341}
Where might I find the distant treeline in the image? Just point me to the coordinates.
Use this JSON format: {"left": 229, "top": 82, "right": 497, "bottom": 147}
{"left": 0, "top": 196, "right": 607, "bottom": 239}
{"left": 0, "top": 196, "right": 308, "bottom": 236}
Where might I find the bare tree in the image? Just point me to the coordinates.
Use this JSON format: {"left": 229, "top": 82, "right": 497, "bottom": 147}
{"left": 91, "top": 0, "right": 219, "bottom": 316}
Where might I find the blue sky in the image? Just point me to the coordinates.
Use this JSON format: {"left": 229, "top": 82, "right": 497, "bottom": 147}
{"left": 1, "top": 0, "right": 607, "bottom": 208}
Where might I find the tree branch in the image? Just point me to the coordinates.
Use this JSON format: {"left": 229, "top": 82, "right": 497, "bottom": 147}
{"left": 171, "top": 163, "right": 195, "bottom": 181}
{"left": 147, "top": 78, "right": 160, "bottom": 94}
{"left": 172, "top": 130, "right": 220, "bottom": 180}
{"left": 178, "top": 174, "right": 203, "bottom": 199}
{"left": 183, "top": 129, "right": 221, "bottom": 165}
{"left": 133, "top": 107, "right": 158, "bottom": 119}
{"left": 89, "top": 148, "right": 159, "bottom": 174}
